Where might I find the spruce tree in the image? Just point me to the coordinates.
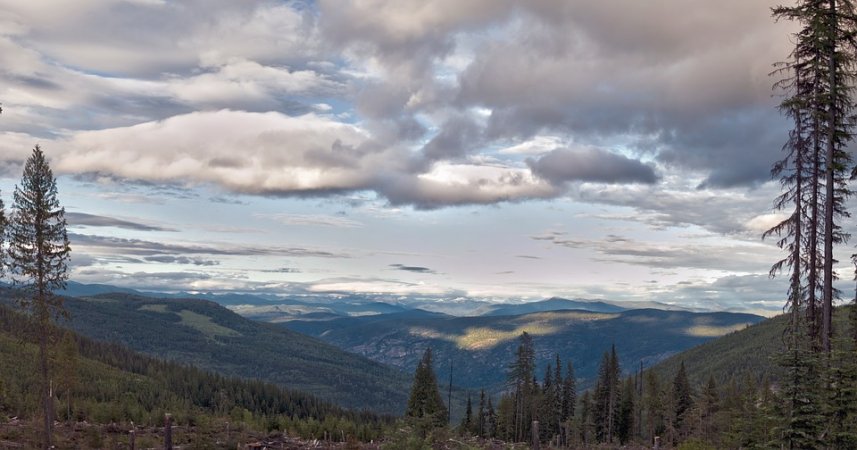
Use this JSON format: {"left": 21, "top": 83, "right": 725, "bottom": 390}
{"left": 562, "top": 360, "right": 576, "bottom": 421}
{"left": 594, "top": 346, "right": 621, "bottom": 443}
{"left": 406, "top": 348, "right": 448, "bottom": 429}
{"left": 617, "top": 377, "right": 636, "bottom": 444}
{"left": 552, "top": 354, "right": 563, "bottom": 438}
{"left": 478, "top": 389, "right": 485, "bottom": 437}
{"left": 672, "top": 361, "right": 693, "bottom": 436}
{"left": 461, "top": 392, "right": 473, "bottom": 434}
{"left": 507, "top": 332, "right": 535, "bottom": 441}
{"left": 486, "top": 395, "right": 497, "bottom": 438}
{"left": 8, "top": 145, "right": 70, "bottom": 449}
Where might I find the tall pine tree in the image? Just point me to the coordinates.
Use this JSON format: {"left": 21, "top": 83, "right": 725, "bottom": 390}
{"left": 8, "top": 145, "right": 70, "bottom": 449}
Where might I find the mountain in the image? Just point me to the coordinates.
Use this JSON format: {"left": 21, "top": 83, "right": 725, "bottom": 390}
{"left": 57, "top": 280, "right": 144, "bottom": 297}
{"left": 482, "top": 297, "right": 626, "bottom": 316}
{"left": 1, "top": 291, "right": 412, "bottom": 414}
{"left": 0, "top": 304, "right": 387, "bottom": 447}
{"left": 650, "top": 305, "right": 855, "bottom": 387}
{"left": 280, "top": 308, "right": 764, "bottom": 394}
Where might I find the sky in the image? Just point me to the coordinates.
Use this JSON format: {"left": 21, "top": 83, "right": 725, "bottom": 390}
{"left": 0, "top": 0, "right": 838, "bottom": 314}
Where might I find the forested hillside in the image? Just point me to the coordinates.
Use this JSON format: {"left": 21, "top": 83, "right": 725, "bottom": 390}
{"left": 652, "top": 305, "right": 855, "bottom": 386}
{"left": 0, "top": 304, "right": 388, "bottom": 447}
{"left": 0, "top": 291, "right": 412, "bottom": 414}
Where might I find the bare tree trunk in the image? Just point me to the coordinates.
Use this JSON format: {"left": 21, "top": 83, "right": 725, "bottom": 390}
{"left": 38, "top": 313, "right": 52, "bottom": 449}
{"left": 809, "top": 118, "right": 820, "bottom": 344}
{"left": 823, "top": 0, "right": 838, "bottom": 354}
{"left": 531, "top": 420, "right": 540, "bottom": 450}
{"left": 164, "top": 413, "right": 173, "bottom": 450}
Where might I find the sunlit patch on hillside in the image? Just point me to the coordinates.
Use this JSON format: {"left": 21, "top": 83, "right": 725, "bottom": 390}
{"left": 177, "top": 310, "right": 242, "bottom": 339}
{"left": 455, "top": 325, "right": 560, "bottom": 350}
{"left": 684, "top": 323, "right": 751, "bottom": 337}
{"left": 515, "top": 311, "right": 619, "bottom": 323}
{"left": 408, "top": 326, "right": 453, "bottom": 340}
{"left": 139, "top": 304, "right": 168, "bottom": 313}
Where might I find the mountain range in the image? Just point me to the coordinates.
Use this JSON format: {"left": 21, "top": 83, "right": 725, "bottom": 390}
{"left": 281, "top": 307, "right": 764, "bottom": 393}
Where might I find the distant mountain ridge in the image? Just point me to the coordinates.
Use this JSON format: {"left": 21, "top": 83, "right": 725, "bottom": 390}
{"left": 281, "top": 307, "right": 764, "bottom": 395}
{"left": 58, "top": 282, "right": 645, "bottom": 319}
{"left": 483, "top": 297, "right": 626, "bottom": 316}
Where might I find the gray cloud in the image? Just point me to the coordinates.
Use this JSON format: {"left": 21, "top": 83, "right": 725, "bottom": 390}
{"left": 390, "top": 263, "right": 437, "bottom": 274}
{"left": 69, "top": 233, "right": 349, "bottom": 259}
{"left": 143, "top": 256, "right": 221, "bottom": 266}
{"left": 258, "top": 267, "right": 302, "bottom": 274}
{"left": 0, "top": 0, "right": 801, "bottom": 216}
{"left": 532, "top": 232, "right": 779, "bottom": 273}
{"left": 66, "top": 212, "right": 176, "bottom": 232}
{"left": 527, "top": 148, "right": 658, "bottom": 185}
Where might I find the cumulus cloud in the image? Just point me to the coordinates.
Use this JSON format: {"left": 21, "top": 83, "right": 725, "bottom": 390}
{"left": 527, "top": 147, "right": 658, "bottom": 185}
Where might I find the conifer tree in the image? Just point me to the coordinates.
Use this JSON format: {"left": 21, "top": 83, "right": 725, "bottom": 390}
{"left": 477, "top": 389, "right": 485, "bottom": 437}
{"left": 486, "top": 395, "right": 497, "bottom": 438}
{"left": 562, "top": 360, "right": 576, "bottom": 422}
{"left": 552, "top": 354, "right": 563, "bottom": 436}
{"left": 617, "top": 377, "right": 636, "bottom": 444}
{"left": 460, "top": 392, "right": 473, "bottom": 434}
{"left": 405, "top": 348, "right": 448, "bottom": 429}
{"left": 643, "top": 370, "right": 664, "bottom": 444}
{"left": 8, "top": 145, "right": 70, "bottom": 449}
{"left": 507, "top": 332, "right": 535, "bottom": 441}
{"left": 699, "top": 375, "right": 719, "bottom": 441}
{"left": 672, "top": 361, "right": 693, "bottom": 436}
{"left": 594, "top": 346, "right": 621, "bottom": 443}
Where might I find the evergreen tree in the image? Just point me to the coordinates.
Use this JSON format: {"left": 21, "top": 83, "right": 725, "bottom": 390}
{"left": 460, "top": 392, "right": 473, "bottom": 434}
{"left": 617, "top": 376, "right": 636, "bottom": 444}
{"left": 779, "top": 334, "right": 824, "bottom": 450}
{"left": 486, "top": 395, "right": 497, "bottom": 439}
{"left": 562, "top": 360, "right": 576, "bottom": 422}
{"left": 699, "top": 375, "right": 719, "bottom": 441}
{"left": 405, "top": 348, "right": 447, "bottom": 429}
{"left": 8, "top": 145, "right": 70, "bottom": 448}
{"left": 579, "top": 390, "right": 595, "bottom": 446}
{"left": 541, "top": 363, "right": 556, "bottom": 438}
{"left": 672, "top": 361, "right": 693, "bottom": 437}
{"left": 773, "top": 0, "right": 857, "bottom": 354}
{"left": 643, "top": 370, "right": 664, "bottom": 444}
{"left": 594, "top": 345, "right": 621, "bottom": 443}
{"left": 507, "top": 332, "right": 535, "bottom": 441}
{"left": 477, "top": 389, "right": 485, "bottom": 437}
{"left": 552, "top": 354, "right": 563, "bottom": 439}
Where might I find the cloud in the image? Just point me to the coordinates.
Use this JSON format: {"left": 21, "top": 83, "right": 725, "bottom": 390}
{"left": 69, "top": 233, "right": 350, "bottom": 258}
{"left": 66, "top": 212, "right": 176, "bottom": 232}
{"left": 532, "top": 232, "right": 779, "bottom": 273}
{"left": 258, "top": 267, "right": 302, "bottom": 274}
{"left": 390, "top": 263, "right": 437, "bottom": 274}
{"left": 527, "top": 147, "right": 658, "bottom": 185}
{"left": 257, "top": 213, "right": 363, "bottom": 228}
{"left": 143, "top": 255, "right": 220, "bottom": 266}
{"left": 307, "top": 277, "right": 457, "bottom": 295}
